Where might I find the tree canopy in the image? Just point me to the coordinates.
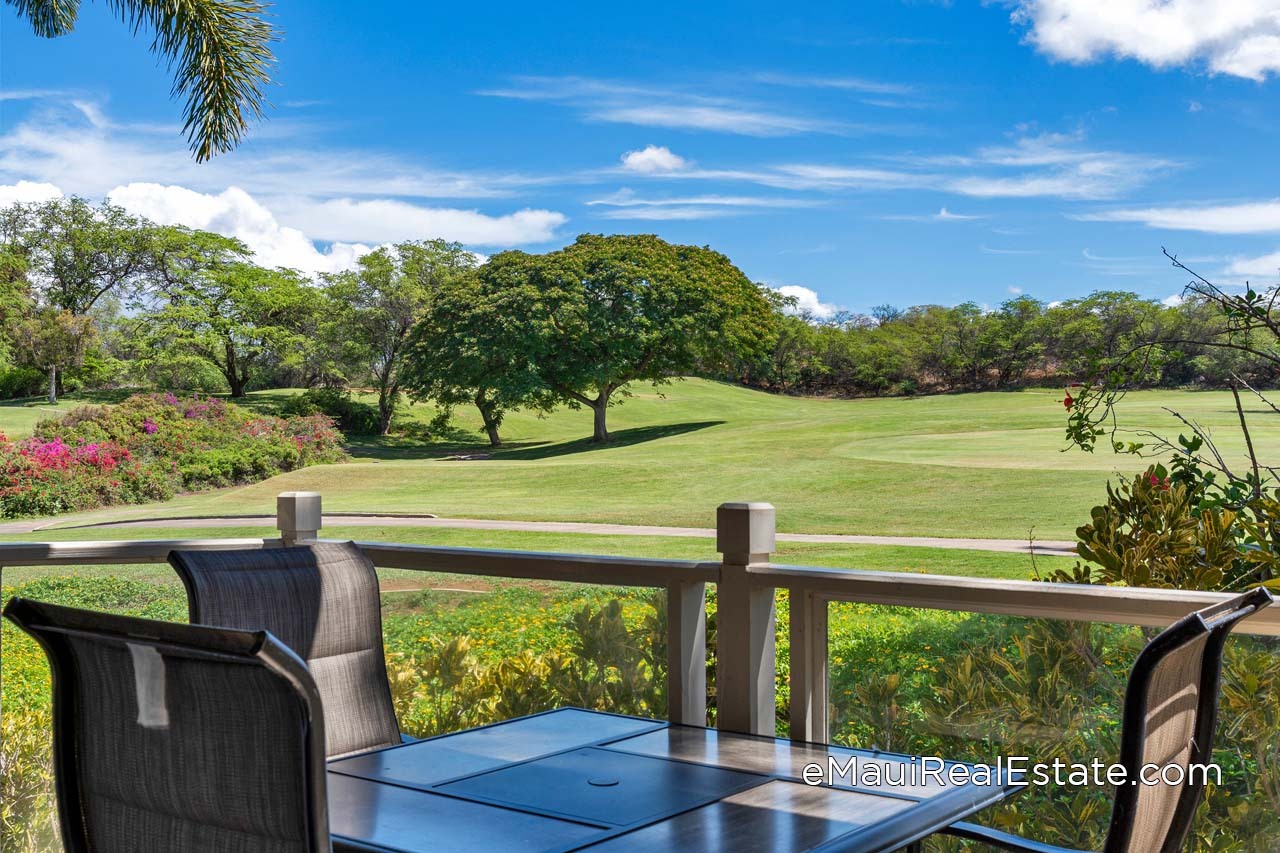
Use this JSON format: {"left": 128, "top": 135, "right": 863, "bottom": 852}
{"left": 323, "top": 240, "right": 478, "bottom": 435}
{"left": 138, "top": 230, "right": 319, "bottom": 397}
{"left": 464, "top": 234, "right": 778, "bottom": 441}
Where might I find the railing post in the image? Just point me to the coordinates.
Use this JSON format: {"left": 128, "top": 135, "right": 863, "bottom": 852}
{"left": 789, "top": 586, "right": 829, "bottom": 743}
{"left": 715, "top": 501, "right": 776, "bottom": 736}
{"left": 666, "top": 581, "right": 707, "bottom": 726}
{"left": 277, "top": 492, "right": 322, "bottom": 546}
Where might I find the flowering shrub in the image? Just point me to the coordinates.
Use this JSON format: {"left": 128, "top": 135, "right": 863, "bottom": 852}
{"left": 0, "top": 394, "right": 347, "bottom": 518}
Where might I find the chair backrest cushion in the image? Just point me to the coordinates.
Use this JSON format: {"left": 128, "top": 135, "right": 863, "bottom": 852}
{"left": 1106, "top": 587, "right": 1272, "bottom": 853}
{"left": 3, "top": 597, "right": 328, "bottom": 853}
{"left": 1123, "top": 631, "right": 1208, "bottom": 852}
{"left": 170, "top": 541, "right": 402, "bottom": 758}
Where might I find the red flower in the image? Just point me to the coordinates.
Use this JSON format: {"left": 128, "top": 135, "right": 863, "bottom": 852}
{"left": 1062, "top": 393, "right": 1074, "bottom": 410}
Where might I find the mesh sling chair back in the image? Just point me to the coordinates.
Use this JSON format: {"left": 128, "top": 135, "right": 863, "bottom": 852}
{"left": 169, "top": 541, "right": 403, "bottom": 759}
{"left": 2, "top": 597, "right": 330, "bottom": 853}
{"left": 943, "top": 586, "right": 1274, "bottom": 853}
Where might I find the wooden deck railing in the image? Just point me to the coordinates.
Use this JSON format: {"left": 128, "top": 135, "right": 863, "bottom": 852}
{"left": 3, "top": 492, "right": 1279, "bottom": 744}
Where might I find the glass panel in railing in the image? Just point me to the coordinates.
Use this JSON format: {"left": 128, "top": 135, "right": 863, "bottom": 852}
{"left": 375, "top": 568, "right": 669, "bottom": 737}
{"left": 824, "top": 603, "right": 1280, "bottom": 852}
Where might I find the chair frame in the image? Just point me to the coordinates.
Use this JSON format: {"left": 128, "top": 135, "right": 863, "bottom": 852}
{"left": 942, "top": 586, "right": 1273, "bottom": 853}
{"left": 3, "top": 597, "right": 332, "bottom": 853}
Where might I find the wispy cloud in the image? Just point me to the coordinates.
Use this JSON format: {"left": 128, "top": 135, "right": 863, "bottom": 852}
{"left": 0, "top": 98, "right": 570, "bottom": 272}
{"left": 753, "top": 72, "right": 916, "bottom": 97}
{"left": 480, "top": 75, "right": 855, "bottom": 137}
{"left": 0, "top": 97, "right": 549, "bottom": 202}
{"left": 586, "top": 188, "right": 814, "bottom": 220}
{"left": 881, "top": 206, "right": 986, "bottom": 222}
{"left": 621, "top": 130, "right": 1172, "bottom": 201}
{"left": 1077, "top": 248, "right": 1168, "bottom": 277}
{"left": 935, "top": 131, "right": 1176, "bottom": 200}
{"left": 1077, "top": 200, "right": 1280, "bottom": 234}
{"left": 981, "top": 244, "right": 1041, "bottom": 255}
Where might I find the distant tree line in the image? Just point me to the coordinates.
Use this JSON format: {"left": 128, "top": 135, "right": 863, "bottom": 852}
{"left": 2, "top": 197, "right": 1271, "bottom": 445}
{"left": 736, "top": 290, "right": 1276, "bottom": 397}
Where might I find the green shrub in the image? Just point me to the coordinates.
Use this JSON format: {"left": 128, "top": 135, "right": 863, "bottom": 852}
{"left": 2, "top": 393, "right": 347, "bottom": 518}
{"left": 0, "top": 367, "right": 44, "bottom": 400}
{"left": 281, "top": 388, "right": 380, "bottom": 436}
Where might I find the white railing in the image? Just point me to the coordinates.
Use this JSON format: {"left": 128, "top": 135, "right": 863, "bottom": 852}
{"left": 3, "top": 492, "right": 1279, "bottom": 743}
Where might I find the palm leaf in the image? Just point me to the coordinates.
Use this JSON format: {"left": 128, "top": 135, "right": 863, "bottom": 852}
{"left": 8, "top": 0, "right": 278, "bottom": 161}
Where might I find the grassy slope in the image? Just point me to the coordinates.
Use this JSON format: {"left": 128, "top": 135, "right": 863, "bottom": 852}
{"left": 5, "top": 380, "right": 1273, "bottom": 539}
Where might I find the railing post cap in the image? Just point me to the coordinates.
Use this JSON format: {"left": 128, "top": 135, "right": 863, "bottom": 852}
{"left": 277, "top": 492, "right": 322, "bottom": 543}
{"left": 716, "top": 502, "right": 775, "bottom": 562}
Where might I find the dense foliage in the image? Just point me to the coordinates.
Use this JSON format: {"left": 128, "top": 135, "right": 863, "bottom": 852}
{"left": 0, "top": 392, "right": 346, "bottom": 517}
{"left": 742, "top": 290, "right": 1269, "bottom": 398}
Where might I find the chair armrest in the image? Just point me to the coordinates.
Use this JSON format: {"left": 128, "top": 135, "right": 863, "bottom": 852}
{"left": 941, "top": 821, "right": 1094, "bottom": 853}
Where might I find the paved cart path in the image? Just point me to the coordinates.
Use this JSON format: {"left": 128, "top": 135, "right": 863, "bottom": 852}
{"left": 0, "top": 513, "right": 1077, "bottom": 557}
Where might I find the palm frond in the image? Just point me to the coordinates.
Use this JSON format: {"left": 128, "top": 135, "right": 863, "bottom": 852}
{"left": 10, "top": 0, "right": 278, "bottom": 161}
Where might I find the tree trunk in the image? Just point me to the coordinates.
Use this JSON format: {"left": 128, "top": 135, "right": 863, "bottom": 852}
{"left": 475, "top": 391, "right": 502, "bottom": 448}
{"left": 47, "top": 364, "right": 57, "bottom": 405}
{"left": 590, "top": 390, "right": 611, "bottom": 442}
{"left": 224, "top": 344, "right": 246, "bottom": 397}
{"left": 378, "top": 390, "right": 394, "bottom": 436}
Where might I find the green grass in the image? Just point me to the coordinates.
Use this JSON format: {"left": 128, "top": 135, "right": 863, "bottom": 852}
{"left": 6, "top": 379, "right": 1271, "bottom": 539}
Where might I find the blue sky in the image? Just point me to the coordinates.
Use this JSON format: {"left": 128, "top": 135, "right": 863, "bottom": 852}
{"left": 4, "top": 0, "right": 1280, "bottom": 315}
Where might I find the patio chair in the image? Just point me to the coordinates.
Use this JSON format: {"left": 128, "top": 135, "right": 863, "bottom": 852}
{"left": 2, "top": 597, "right": 330, "bottom": 853}
{"left": 941, "top": 586, "right": 1274, "bottom": 853}
{"left": 169, "top": 541, "right": 405, "bottom": 758}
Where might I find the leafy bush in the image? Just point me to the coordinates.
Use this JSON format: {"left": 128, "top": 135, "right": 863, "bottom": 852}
{"left": 280, "top": 388, "right": 380, "bottom": 436}
{"left": 0, "top": 367, "right": 44, "bottom": 400}
{"left": 0, "top": 393, "right": 347, "bottom": 517}
{"left": 824, "top": 468, "right": 1280, "bottom": 851}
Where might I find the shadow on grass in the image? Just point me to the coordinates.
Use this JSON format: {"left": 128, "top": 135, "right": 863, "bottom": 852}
{"left": 495, "top": 420, "right": 726, "bottom": 460}
{"left": 343, "top": 420, "right": 725, "bottom": 461}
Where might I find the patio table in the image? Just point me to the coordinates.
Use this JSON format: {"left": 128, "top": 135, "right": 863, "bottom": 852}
{"left": 326, "top": 707, "right": 1021, "bottom": 853}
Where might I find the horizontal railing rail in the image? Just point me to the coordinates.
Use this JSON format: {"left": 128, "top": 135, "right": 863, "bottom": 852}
{"left": 3, "top": 493, "right": 1277, "bottom": 744}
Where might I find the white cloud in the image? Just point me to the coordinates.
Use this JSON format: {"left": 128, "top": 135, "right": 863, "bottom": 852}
{"left": 593, "top": 105, "right": 840, "bottom": 136}
{"left": 620, "top": 145, "right": 689, "bottom": 174}
{"left": 1009, "top": 1, "right": 1280, "bottom": 80}
{"left": 1078, "top": 200, "right": 1280, "bottom": 234}
{"left": 587, "top": 188, "right": 813, "bottom": 220}
{"left": 0, "top": 98, "right": 540, "bottom": 202}
{"left": 753, "top": 72, "right": 916, "bottom": 97}
{"left": 0, "top": 99, "right": 569, "bottom": 274}
{"left": 772, "top": 285, "right": 841, "bottom": 319}
{"left": 1162, "top": 294, "right": 1186, "bottom": 306}
{"left": 0, "top": 180, "right": 62, "bottom": 206}
{"left": 1078, "top": 248, "right": 1166, "bottom": 277}
{"left": 1227, "top": 250, "right": 1280, "bottom": 277}
{"left": 273, "top": 197, "right": 567, "bottom": 246}
{"left": 1188, "top": 100, "right": 1203, "bottom": 112}
{"left": 981, "top": 245, "right": 1040, "bottom": 255}
{"left": 107, "top": 183, "right": 375, "bottom": 274}
{"left": 882, "top": 206, "right": 985, "bottom": 222}
{"left": 1008, "top": 286, "right": 1024, "bottom": 294}
{"left": 482, "top": 76, "right": 849, "bottom": 137}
